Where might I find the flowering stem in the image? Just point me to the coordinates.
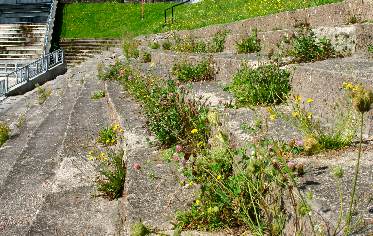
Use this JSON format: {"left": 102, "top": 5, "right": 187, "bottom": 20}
{"left": 345, "top": 112, "right": 364, "bottom": 234}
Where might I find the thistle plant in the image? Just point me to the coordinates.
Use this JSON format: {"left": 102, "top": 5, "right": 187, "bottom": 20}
{"left": 343, "top": 82, "right": 373, "bottom": 234}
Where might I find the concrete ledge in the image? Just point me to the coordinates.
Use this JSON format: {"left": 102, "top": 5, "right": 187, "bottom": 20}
{"left": 6, "top": 62, "right": 67, "bottom": 96}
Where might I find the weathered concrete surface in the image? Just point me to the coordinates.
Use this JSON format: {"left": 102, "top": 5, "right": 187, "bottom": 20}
{"left": 295, "top": 146, "right": 373, "bottom": 234}
{"left": 291, "top": 56, "right": 373, "bottom": 137}
{"left": 0, "top": 50, "right": 124, "bottom": 235}
{"left": 106, "top": 81, "right": 196, "bottom": 235}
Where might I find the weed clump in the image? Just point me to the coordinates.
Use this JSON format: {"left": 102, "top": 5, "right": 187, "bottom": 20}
{"left": 123, "top": 34, "right": 140, "bottom": 59}
{"left": 142, "top": 52, "right": 151, "bottom": 63}
{"left": 171, "top": 30, "right": 228, "bottom": 53}
{"left": 36, "top": 84, "right": 52, "bottom": 105}
{"left": 88, "top": 149, "right": 126, "bottom": 200}
{"left": 149, "top": 42, "right": 160, "bottom": 49}
{"left": 97, "top": 124, "right": 123, "bottom": 146}
{"left": 0, "top": 121, "right": 10, "bottom": 147}
{"left": 274, "top": 25, "right": 337, "bottom": 63}
{"left": 227, "top": 64, "right": 291, "bottom": 106}
{"left": 172, "top": 59, "right": 215, "bottom": 82}
{"left": 236, "top": 29, "right": 261, "bottom": 54}
{"left": 91, "top": 90, "right": 106, "bottom": 99}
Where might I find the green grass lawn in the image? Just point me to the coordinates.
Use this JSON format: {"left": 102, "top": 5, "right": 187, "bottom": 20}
{"left": 61, "top": 0, "right": 342, "bottom": 38}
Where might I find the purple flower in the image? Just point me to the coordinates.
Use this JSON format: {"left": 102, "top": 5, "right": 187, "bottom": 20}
{"left": 175, "top": 144, "right": 183, "bottom": 153}
{"left": 295, "top": 139, "right": 304, "bottom": 147}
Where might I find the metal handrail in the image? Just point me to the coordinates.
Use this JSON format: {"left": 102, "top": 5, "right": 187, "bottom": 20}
{"left": 0, "top": 49, "right": 64, "bottom": 96}
{"left": 43, "top": 0, "right": 57, "bottom": 55}
{"left": 164, "top": 0, "right": 191, "bottom": 24}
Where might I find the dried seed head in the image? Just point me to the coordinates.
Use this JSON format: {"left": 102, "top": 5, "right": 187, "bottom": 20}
{"left": 352, "top": 85, "right": 373, "bottom": 113}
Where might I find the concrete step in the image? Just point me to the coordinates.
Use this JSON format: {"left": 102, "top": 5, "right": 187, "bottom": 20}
{"left": 0, "top": 50, "right": 123, "bottom": 235}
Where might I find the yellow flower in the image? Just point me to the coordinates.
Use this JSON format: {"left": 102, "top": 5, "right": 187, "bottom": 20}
{"left": 292, "top": 111, "right": 300, "bottom": 118}
{"left": 294, "top": 95, "right": 302, "bottom": 103}
{"left": 307, "top": 112, "right": 313, "bottom": 119}
{"left": 343, "top": 82, "right": 354, "bottom": 91}
{"left": 191, "top": 128, "right": 198, "bottom": 134}
{"left": 269, "top": 114, "right": 277, "bottom": 121}
{"left": 217, "top": 175, "right": 222, "bottom": 180}
{"left": 195, "top": 199, "right": 201, "bottom": 205}
{"left": 306, "top": 98, "right": 314, "bottom": 103}
{"left": 197, "top": 141, "right": 204, "bottom": 147}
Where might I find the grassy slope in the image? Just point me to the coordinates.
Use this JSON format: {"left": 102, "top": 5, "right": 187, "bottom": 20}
{"left": 61, "top": 0, "right": 342, "bottom": 38}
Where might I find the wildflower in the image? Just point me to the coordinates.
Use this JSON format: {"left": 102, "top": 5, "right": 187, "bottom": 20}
{"left": 343, "top": 82, "right": 354, "bottom": 90}
{"left": 191, "top": 128, "right": 198, "bottom": 134}
{"left": 195, "top": 199, "right": 201, "bottom": 205}
{"left": 295, "top": 139, "right": 304, "bottom": 146}
{"left": 113, "top": 124, "right": 120, "bottom": 132}
{"left": 216, "top": 175, "right": 222, "bottom": 180}
{"left": 133, "top": 163, "right": 141, "bottom": 170}
{"left": 351, "top": 85, "right": 373, "bottom": 113}
{"left": 306, "top": 98, "right": 314, "bottom": 103}
{"left": 332, "top": 166, "right": 344, "bottom": 179}
{"left": 292, "top": 111, "right": 300, "bottom": 118}
{"left": 173, "top": 155, "right": 179, "bottom": 162}
{"left": 175, "top": 144, "right": 183, "bottom": 153}
{"left": 294, "top": 95, "right": 302, "bottom": 103}
{"left": 269, "top": 114, "right": 277, "bottom": 121}
{"left": 307, "top": 112, "right": 313, "bottom": 119}
{"left": 197, "top": 141, "right": 204, "bottom": 147}
{"left": 304, "top": 136, "right": 319, "bottom": 154}
{"left": 287, "top": 161, "right": 296, "bottom": 170}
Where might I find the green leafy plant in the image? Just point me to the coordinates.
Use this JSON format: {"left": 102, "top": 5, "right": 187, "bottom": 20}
{"left": 36, "top": 84, "right": 52, "bottom": 105}
{"left": 208, "top": 30, "right": 228, "bottom": 53}
{"left": 368, "top": 44, "right": 373, "bottom": 54}
{"left": 162, "top": 40, "right": 172, "bottom": 50}
{"left": 0, "top": 121, "right": 10, "bottom": 147}
{"left": 236, "top": 29, "right": 261, "bottom": 54}
{"left": 97, "top": 124, "right": 123, "bottom": 146}
{"left": 149, "top": 42, "right": 160, "bottom": 49}
{"left": 102, "top": 63, "right": 210, "bottom": 152}
{"left": 275, "top": 93, "right": 357, "bottom": 155}
{"left": 172, "top": 35, "right": 208, "bottom": 53}
{"left": 171, "top": 31, "right": 228, "bottom": 53}
{"left": 175, "top": 124, "right": 307, "bottom": 235}
{"left": 172, "top": 59, "right": 215, "bottom": 82}
{"left": 91, "top": 90, "right": 106, "bottom": 99}
{"left": 282, "top": 25, "right": 336, "bottom": 63}
{"left": 88, "top": 149, "right": 126, "bottom": 200}
{"left": 16, "top": 113, "right": 26, "bottom": 129}
{"left": 98, "top": 60, "right": 127, "bottom": 81}
{"left": 227, "top": 64, "right": 291, "bottom": 106}
{"left": 142, "top": 51, "right": 152, "bottom": 63}
{"left": 130, "top": 222, "right": 151, "bottom": 236}
{"left": 123, "top": 34, "right": 140, "bottom": 58}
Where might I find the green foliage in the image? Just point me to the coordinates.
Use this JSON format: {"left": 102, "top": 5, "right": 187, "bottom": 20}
{"left": 91, "top": 90, "right": 106, "bottom": 99}
{"left": 101, "top": 63, "right": 210, "bottom": 151}
{"left": 130, "top": 222, "right": 151, "bottom": 236}
{"left": 275, "top": 95, "right": 357, "bottom": 155}
{"left": 0, "top": 121, "right": 10, "bottom": 147}
{"left": 281, "top": 25, "right": 336, "bottom": 63}
{"left": 98, "top": 61, "right": 127, "bottom": 81}
{"left": 175, "top": 136, "right": 302, "bottom": 235}
{"left": 36, "top": 84, "right": 52, "bottom": 105}
{"left": 171, "top": 31, "right": 228, "bottom": 53}
{"left": 172, "top": 35, "right": 208, "bottom": 53}
{"left": 209, "top": 30, "right": 229, "bottom": 53}
{"left": 142, "top": 52, "right": 152, "bottom": 63}
{"left": 236, "top": 29, "right": 261, "bottom": 53}
{"left": 149, "top": 42, "right": 160, "bottom": 49}
{"left": 96, "top": 150, "right": 126, "bottom": 200}
{"left": 227, "top": 64, "right": 291, "bottom": 106}
{"left": 123, "top": 34, "right": 140, "bottom": 59}
{"left": 172, "top": 60, "right": 215, "bottom": 82}
{"left": 368, "top": 44, "right": 373, "bottom": 54}
{"left": 162, "top": 40, "right": 172, "bottom": 50}
{"left": 61, "top": 1, "right": 342, "bottom": 38}
{"left": 97, "top": 124, "right": 123, "bottom": 146}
